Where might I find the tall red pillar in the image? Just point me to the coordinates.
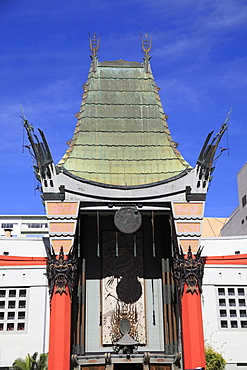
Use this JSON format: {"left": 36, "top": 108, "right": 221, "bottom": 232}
{"left": 48, "top": 287, "right": 71, "bottom": 370}
{"left": 181, "top": 284, "right": 206, "bottom": 369}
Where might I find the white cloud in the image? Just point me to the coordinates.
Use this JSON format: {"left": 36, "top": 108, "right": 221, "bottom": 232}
{"left": 200, "top": 0, "right": 247, "bottom": 30}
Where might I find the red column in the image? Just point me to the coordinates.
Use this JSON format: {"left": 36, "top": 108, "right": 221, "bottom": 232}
{"left": 48, "top": 287, "right": 71, "bottom": 370}
{"left": 181, "top": 284, "right": 206, "bottom": 369}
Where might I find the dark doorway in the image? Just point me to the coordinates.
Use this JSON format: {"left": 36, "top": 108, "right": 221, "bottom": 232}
{"left": 114, "top": 364, "right": 143, "bottom": 369}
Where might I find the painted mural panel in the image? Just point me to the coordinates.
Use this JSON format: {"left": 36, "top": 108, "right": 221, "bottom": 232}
{"left": 46, "top": 201, "right": 79, "bottom": 216}
{"left": 179, "top": 239, "right": 199, "bottom": 253}
{"left": 173, "top": 202, "right": 203, "bottom": 216}
{"left": 49, "top": 222, "right": 75, "bottom": 233}
{"left": 102, "top": 231, "right": 146, "bottom": 345}
{"left": 176, "top": 222, "right": 201, "bottom": 233}
{"left": 51, "top": 239, "right": 73, "bottom": 253}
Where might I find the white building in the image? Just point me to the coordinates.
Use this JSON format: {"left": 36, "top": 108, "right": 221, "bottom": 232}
{"left": 0, "top": 215, "right": 48, "bottom": 238}
{"left": 202, "top": 236, "right": 247, "bottom": 370}
{"left": 221, "top": 162, "right": 247, "bottom": 236}
{"left": 0, "top": 236, "right": 49, "bottom": 369}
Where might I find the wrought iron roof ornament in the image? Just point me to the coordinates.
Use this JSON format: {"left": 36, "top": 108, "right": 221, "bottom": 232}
{"left": 89, "top": 32, "right": 100, "bottom": 58}
{"left": 141, "top": 33, "right": 152, "bottom": 58}
{"left": 141, "top": 33, "right": 152, "bottom": 72}
{"left": 46, "top": 246, "right": 77, "bottom": 299}
{"left": 173, "top": 246, "right": 204, "bottom": 295}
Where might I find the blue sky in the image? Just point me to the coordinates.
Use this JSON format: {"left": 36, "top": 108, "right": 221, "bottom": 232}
{"left": 0, "top": 0, "right": 246, "bottom": 216}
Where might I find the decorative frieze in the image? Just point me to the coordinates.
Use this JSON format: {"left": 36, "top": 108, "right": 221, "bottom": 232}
{"left": 45, "top": 201, "right": 80, "bottom": 254}
{"left": 172, "top": 202, "right": 204, "bottom": 253}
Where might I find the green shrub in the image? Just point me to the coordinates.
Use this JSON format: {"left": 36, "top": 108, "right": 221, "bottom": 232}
{"left": 205, "top": 345, "right": 226, "bottom": 370}
{"left": 12, "top": 352, "right": 48, "bottom": 370}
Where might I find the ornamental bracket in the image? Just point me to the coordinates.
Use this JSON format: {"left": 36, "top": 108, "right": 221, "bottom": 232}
{"left": 46, "top": 246, "right": 77, "bottom": 299}
{"left": 173, "top": 246, "right": 204, "bottom": 295}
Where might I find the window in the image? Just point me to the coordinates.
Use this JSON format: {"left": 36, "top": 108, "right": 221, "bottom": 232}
{"left": 242, "top": 195, "right": 247, "bottom": 207}
{"left": 0, "top": 290, "right": 6, "bottom": 298}
{"left": 8, "top": 301, "right": 15, "bottom": 309}
{"left": 0, "top": 288, "right": 28, "bottom": 333}
{"left": 18, "top": 312, "right": 25, "bottom": 320}
{"left": 19, "top": 290, "right": 26, "bottom": 297}
{"left": 219, "top": 299, "right": 226, "bottom": 306}
{"left": 0, "top": 301, "right": 5, "bottom": 309}
{"left": 17, "top": 323, "right": 25, "bottom": 331}
{"left": 238, "top": 288, "right": 245, "bottom": 296}
{"left": 220, "top": 310, "right": 227, "bottom": 317}
{"left": 229, "top": 299, "right": 236, "bottom": 306}
{"left": 1, "top": 223, "right": 14, "bottom": 228}
{"left": 9, "top": 290, "right": 16, "bottom": 297}
{"left": 231, "top": 321, "right": 238, "bottom": 328}
{"left": 7, "top": 312, "right": 15, "bottom": 320}
{"left": 22, "top": 223, "right": 48, "bottom": 229}
{"left": 221, "top": 321, "right": 228, "bottom": 328}
{"left": 239, "top": 299, "right": 246, "bottom": 306}
{"left": 19, "top": 301, "right": 26, "bottom": 309}
{"left": 240, "top": 310, "right": 247, "bottom": 317}
{"left": 217, "top": 286, "right": 247, "bottom": 330}
{"left": 241, "top": 321, "right": 247, "bottom": 328}
{"left": 218, "top": 288, "right": 225, "bottom": 295}
{"left": 230, "top": 310, "right": 237, "bottom": 317}
{"left": 7, "top": 323, "right": 14, "bottom": 331}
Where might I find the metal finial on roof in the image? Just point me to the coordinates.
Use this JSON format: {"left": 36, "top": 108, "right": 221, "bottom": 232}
{"left": 141, "top": 33, "right": 152, "bottom": 58}
{"left": 89, "top": 32, "right": 100, "bottom": 57}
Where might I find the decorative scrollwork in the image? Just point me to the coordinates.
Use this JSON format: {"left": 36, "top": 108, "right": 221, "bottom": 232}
{"left": 46, "top": 246, "right": 77, "bottom": 298}
{"left": 173, "top": 245, "right": 204, "bottom": 295}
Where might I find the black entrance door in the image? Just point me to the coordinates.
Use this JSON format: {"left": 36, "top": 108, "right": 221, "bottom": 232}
{"left": 114, "top": 364, "right": 143, "bottom": 369}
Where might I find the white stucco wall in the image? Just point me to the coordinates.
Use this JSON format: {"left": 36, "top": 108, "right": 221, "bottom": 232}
{"left": 0, "top": 237, "right": 49, "bottom": 368}
{"left": 202, "top": 235, "right": 247, "bottom": 370}
{"left": 201, "top": 235, "right": 247, "bottom": 257}
{"left": 0, "top": 236, "right": 49, "bottom": 257}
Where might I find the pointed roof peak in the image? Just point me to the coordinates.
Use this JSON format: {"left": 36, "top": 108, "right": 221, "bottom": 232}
{"left": 57, "top": 52, "right": 191, "bottom": 187}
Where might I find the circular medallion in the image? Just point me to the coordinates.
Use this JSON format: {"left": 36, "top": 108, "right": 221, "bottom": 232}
{"left": 114, "top": 207, "right": 142, "bottom": 234}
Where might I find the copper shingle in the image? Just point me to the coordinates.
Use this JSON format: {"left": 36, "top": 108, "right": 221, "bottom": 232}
{"left": 57, "top": 59, "right": 191, "bottom": 186}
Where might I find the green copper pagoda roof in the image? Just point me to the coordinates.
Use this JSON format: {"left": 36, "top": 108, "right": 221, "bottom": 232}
{"left": 57, "top": 58, "right": 191, "bottom": 187}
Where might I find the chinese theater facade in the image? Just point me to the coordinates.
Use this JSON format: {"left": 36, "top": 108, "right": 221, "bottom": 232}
{"left": 23, "top": 36, "right": 228, "bottom": 370}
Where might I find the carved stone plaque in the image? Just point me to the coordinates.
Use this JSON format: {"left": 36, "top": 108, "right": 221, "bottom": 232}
{"left": 114, "top": 207, "right": 142, "bottom": 234}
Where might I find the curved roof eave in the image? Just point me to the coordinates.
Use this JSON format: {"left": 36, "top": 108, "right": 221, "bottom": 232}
{"left": 57, "top": 165, "right": 192, "bottom": 190}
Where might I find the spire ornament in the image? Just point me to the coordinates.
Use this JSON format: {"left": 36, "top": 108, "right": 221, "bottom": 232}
{"left": 141, "top": 33, "right": 152, "bottom": 72}
{"left": 89, "top": 32, "right": 100, "bottom": 58}
{"left": 141, "top": 33, "right": 152, "bottom": 58}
